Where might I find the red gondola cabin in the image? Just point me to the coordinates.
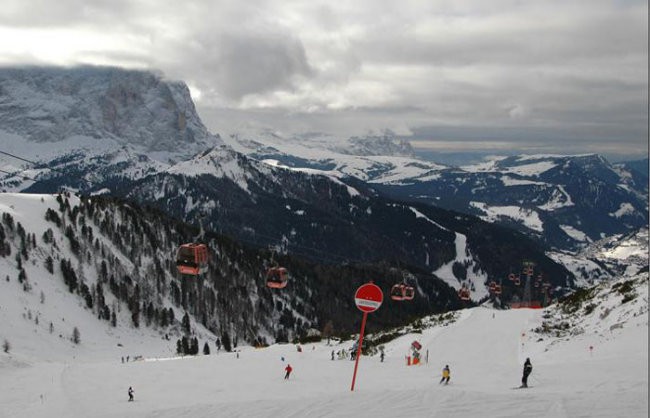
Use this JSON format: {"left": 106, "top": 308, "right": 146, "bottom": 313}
{"left": 403, "top": 285, "right": 415, "bottom": 301}
{"left": 489, "top": 281, "right": 497, "bottom": 293}
{"left": 176, "top": 243, "right": 209, "bottom": 276}
{"left": 266, "top": 267, "right": 289, "bottom": 289}
{"left": 390, "top": 284, "right": 406, "bottom": 301}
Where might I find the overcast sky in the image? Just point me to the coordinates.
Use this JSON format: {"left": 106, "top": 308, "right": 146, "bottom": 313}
{"left": 0, "top": 0, "right": 647, "bottom": 159}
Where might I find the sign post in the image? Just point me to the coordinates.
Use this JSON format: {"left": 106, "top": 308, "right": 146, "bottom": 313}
{"left": 350, "top": 282, "right": 383, "bottom": 391}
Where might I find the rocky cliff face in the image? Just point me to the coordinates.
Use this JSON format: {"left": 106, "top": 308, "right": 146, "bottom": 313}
{"left": 0, "top": 66, "right": 221, "bottom": 160}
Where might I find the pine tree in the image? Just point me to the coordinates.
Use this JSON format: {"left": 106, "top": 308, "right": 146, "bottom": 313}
{"left": 45, "top": 256, "right": 54, "bottom": 274}
{"left": 222, "top": 331, "right": 232, "bottom": 352}
{"left": 72, "top": 327, "right": 81, "bottom": 344}
{"left": 20, "top": 236, "right": 28, "bottom": 260}
{"left": 18, "top": 268, "right": 26, "bottom": 284}
{"left": 128, "top": 284, "right": 141, "bottom": 328}
{"left": 322, "top": 320, "right": 334, "bottom": 340}
{"left": 181, "top": 336, "right": 189, "bottom": 354}
{"left": 182, "top": 312, "right": 191, "bottom": 335}
{"left": 160, "top": 309, "right": 169, "bottom": 327}
{"left": 65, "top": 225, "right": 81, "bottom": 256}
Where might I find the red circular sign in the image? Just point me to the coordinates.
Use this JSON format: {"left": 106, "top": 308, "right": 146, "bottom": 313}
{"left": 354, "top": 283, "right": 383, "bottom": 313}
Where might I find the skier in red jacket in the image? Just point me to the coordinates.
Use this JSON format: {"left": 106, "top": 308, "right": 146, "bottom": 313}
{"left": 284, "top": 364, "right": 293, "bottom": 380}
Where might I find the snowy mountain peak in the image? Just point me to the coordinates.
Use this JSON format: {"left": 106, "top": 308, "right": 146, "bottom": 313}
{"left": 0, "top": 66, "right": 222, "bottom": 159}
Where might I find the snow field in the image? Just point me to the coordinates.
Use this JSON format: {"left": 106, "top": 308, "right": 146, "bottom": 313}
{"left": 1, "top": 306, "right": 646, "bottom": 418}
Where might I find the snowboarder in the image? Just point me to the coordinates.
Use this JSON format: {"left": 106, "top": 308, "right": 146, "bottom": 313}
{"left": 284, "top": 364, "right": 293, "bottom": 380}
{"left": 521, "top": 358, "right": 533, "bottom": 388}
{"left": 439, "top": 365, "right": 450, "bottom": 384}
{"left": 128, "top": 386, "right": 134, "bottom": 402}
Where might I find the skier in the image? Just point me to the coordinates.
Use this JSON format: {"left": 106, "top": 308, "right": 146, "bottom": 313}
{"left": 128, "top": 386, "right": 134, "bottom": 402}
{"left": 331, "top": 350, "right": 335, "bottom": 361}
{"left": 284, "top": 364, "right": 293, "bottom": 380}
{"left": 380, "top": 351, "right": 385, "bottom": 362}
{"left": 439, "top": 365, "right": 450, "bottom": 384}
{"left": 521, "top": 358, "right": 533, "bottom": 388}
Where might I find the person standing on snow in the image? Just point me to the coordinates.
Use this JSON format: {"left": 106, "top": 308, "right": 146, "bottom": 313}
{"left": 284, "top": 364, "right": 293, "bottom": 380}
{"left": 439, "top": 365, "right": 450, "bottom": 384}
{"left": 521, "top": 358, "right": 533, "bottom": 388}
{"left": 128, "top": 386, "right": 134, "bottom": 402}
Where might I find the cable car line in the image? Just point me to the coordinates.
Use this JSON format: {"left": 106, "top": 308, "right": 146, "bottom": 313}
{"left": 0, "top": 150, "right": 37, "bottom": 165}
{"left": 0, "top": 148, "right": 71, "bottom": 177}
{"left": 0, "top": 168, "right": 37, "bottom": 182}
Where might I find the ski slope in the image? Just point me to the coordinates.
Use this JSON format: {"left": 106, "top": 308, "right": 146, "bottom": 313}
{"left": 1, "top": 306, "right": 647, "bottom": 418}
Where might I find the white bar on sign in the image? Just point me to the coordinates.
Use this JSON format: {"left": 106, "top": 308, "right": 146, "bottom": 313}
{"left": 355, "top": 298, "right": 381, "bottom": 308}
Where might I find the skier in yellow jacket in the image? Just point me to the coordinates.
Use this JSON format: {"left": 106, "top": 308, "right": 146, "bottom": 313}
{"left": 439, "top": 365, "right": 450, "bottom": 384}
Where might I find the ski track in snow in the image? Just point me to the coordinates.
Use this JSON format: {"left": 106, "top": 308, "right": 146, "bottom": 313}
{"left": 0, "top": 307, "right": 646, "bottom": 418}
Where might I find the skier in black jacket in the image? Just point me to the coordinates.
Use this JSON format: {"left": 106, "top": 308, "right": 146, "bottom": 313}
{"left": 521, "top": 358, "right": 533, "bottom": 388}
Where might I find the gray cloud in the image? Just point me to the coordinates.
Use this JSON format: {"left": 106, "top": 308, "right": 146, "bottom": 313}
{"left": 0, "top": 0, "right": 136, "bottom": 28}
{"left": 170, "top": 29, "right": 312, "bottom": 100}
{"left": 0, "top": 0, "right": 647, "bottom": 158}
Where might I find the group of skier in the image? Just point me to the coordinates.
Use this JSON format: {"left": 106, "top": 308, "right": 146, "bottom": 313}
{"left": 434, "top": 358, "right": 532, "bottom": 388}
{"left": 125, "top": 353, "right": 533, "bottom": 402}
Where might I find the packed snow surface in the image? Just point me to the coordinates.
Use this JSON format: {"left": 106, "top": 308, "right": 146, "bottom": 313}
{"left": 1, "top": 305, "right": 646, "bottom": 418}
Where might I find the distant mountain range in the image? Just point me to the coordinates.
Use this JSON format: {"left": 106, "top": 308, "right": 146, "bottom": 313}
{"left": 222, "top": 132, "right": 648, "bottom": 252}
{"left": 0, "top": 66, "right": 647, "bottom": 303}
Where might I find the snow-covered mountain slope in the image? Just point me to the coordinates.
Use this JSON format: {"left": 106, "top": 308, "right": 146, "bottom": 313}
{"left": 0, "top": 191, "right": 484, "bottom": 359}
{"left": 2, "top": 132, "right": 577, "bottom": 303}
{"left": 0, "top": 274, "right": 646, "bottom": 418}
{"left": 222, "top": 130, "right": 445, "bottom": 183}
{"left": 226, "top": 131, "right": 648, "bottom": 251}
{"left": 531, "top": 272, "right": 648, "bottom": 355}
{"left": 548, "top": 226, "right": 648, "bottom": 286}
{"left": 0, "top": 193, "right": 217, "bottom": 362}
